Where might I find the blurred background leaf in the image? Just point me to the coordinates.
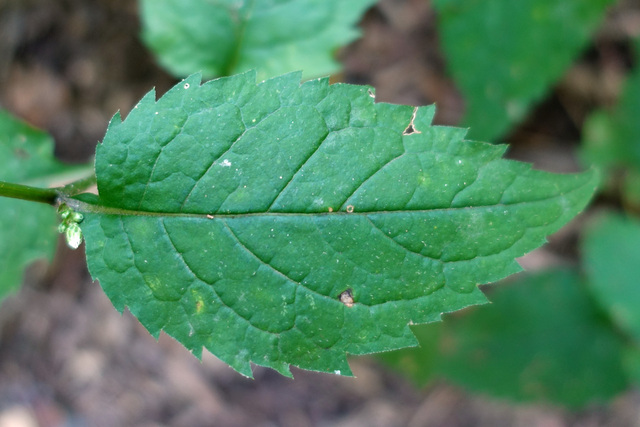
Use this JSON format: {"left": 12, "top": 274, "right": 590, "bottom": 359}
{"left": 583, "top": 213, "right": 640, "bottom": 343}
{"left": 433, "top": 0, "right": 614, "bottom": 142}
{"left": 380, "top": 269, "right": 629, "bottom": 407}
{"left": 140, "top": 0, "right": 377, "bottom": 81}
{"left": 0, "top": 111, "right": 86, "bottom": 301}
{"left": 582, "top": 38, "right": 640, "bottom": 208}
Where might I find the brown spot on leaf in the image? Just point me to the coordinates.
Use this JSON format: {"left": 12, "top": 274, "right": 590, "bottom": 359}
{"left": 339, "top": 289, "right": 354, "bottom": 308}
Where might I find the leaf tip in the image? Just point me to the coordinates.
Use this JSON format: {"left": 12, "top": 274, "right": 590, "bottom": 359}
{"left": 191, "top": 346, "right": 203, "bottom": 360}
{"left": 412, "top": 105, "right": 437, "bottom": 131}
{"left": 106, "top": 110, "right": 122, "bottom": 130}
{"left": 180, "top": 72, "right": 203, "bottom": 89}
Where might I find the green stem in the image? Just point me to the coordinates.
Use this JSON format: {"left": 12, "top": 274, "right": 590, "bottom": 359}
{"left": 0, "top": 180, "right": 59, "bottom": 205}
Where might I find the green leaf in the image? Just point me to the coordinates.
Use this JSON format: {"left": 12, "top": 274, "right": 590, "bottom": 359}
{"left": 437, "top": 270, "right": 628, "bottom": 407}
{"left": 75, "top": 71, "right": 597, "bottom": 377}
{"left": 140, "top": 0, "right": 376, "bottom": 81}
{"left": 583, "top": 213, "right": 640, "bottom": 342}
{"left": 383, "top": 269, "right": 628, "bottom": 407}
{"left": 582, "top": 45, "right": 640, "bottom": 172}
{"left": 582, "top": 39, "right": 640, "bottom": 204}
{"left": 0, "top": 111, "right": 69, "bottom": 299}
{"left": 622, "top": 344, "right": 640, "bottom": 385}
{"left": 376, "top": 318, "right": 441, "bottom": 386}
{"left": 433, "top": 0, "right": 613, "bottom": 141}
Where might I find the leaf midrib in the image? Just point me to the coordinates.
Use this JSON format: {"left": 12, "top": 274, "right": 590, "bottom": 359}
{"left": 66, "top": 192, "right": 578, "bottom": 219}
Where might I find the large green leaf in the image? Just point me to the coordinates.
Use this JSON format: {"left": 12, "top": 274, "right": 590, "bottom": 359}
{"left": 436, "top": 270, "right": 628, "bottom": 407}
{"left": 140, "top": 0, "right": 376, "bottom": 81}
{"left": 583, "top": 213, "right": 640, "bottom": 342}
{"left": 0, "top": 111, "right": 71, "bottom": 299}
{"left": 74, "top": 71, "right": 597, "bottom": 377}
{"left": 381, "top": 270, "right": 629, "bottom": 407}
{"left": 433, "top": 0, "right": 613, "bottom": 141}
{"left": 376, "top": 317, "right": 441, "bottom": 386}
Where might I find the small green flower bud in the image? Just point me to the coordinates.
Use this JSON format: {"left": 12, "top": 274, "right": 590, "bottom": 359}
{"left": 65, "top": 223, "right": 83, "bottom": 249}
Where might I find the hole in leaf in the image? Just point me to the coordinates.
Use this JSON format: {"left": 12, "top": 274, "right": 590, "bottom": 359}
{"left": 403, "top": 124, "right": 416, "bottom": 135}
{"left": 403, "top": 107, "right": 421, "bottom": 135}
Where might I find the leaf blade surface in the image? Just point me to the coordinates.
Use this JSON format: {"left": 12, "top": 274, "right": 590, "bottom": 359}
{"left": 79, "top": 71, "right": 597, "bottom": 376}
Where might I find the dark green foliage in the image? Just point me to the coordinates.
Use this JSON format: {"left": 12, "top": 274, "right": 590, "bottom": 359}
{"left": 75, "top": 72, "right": 596, "bottom": 376}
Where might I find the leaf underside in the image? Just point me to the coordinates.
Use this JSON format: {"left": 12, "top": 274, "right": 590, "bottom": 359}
{"left": 77, "top": 71, "right": 597, "bottom": 377}
{"left": 140, "top": 0, "right": 377, "bottom": 81}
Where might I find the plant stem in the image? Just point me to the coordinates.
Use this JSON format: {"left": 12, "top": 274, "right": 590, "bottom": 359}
{"left": 0, "top": 181, "right": 59, "bottom": 205}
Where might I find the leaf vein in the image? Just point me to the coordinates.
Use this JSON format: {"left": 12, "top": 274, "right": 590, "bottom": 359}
{"left": 137, "top": 114, "right": 189, "bottom": 209}
{"left": 158, "top": 219, "right": 286, "bottom": 337}
{"left": 340, "top": 150, "right": 408, "bottom": 210}
{"left": 221, "top": 219, "right": 363, "bottom": 308}
{"left": 363, "top": 216, "right": 442, "bottom": 262}
{"left": 266, "top": 128, "right": 330, "bottom": 211}
{"left": 179, "top": 124, "right": 248, "bottom": 211}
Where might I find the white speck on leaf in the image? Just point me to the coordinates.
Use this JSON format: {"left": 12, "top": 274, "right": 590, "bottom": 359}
{"left": 220, "top": 159, "right": 232, "bottom": 167}
{"left": 184, "top": 83, "right": 190, "bottom": 89}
